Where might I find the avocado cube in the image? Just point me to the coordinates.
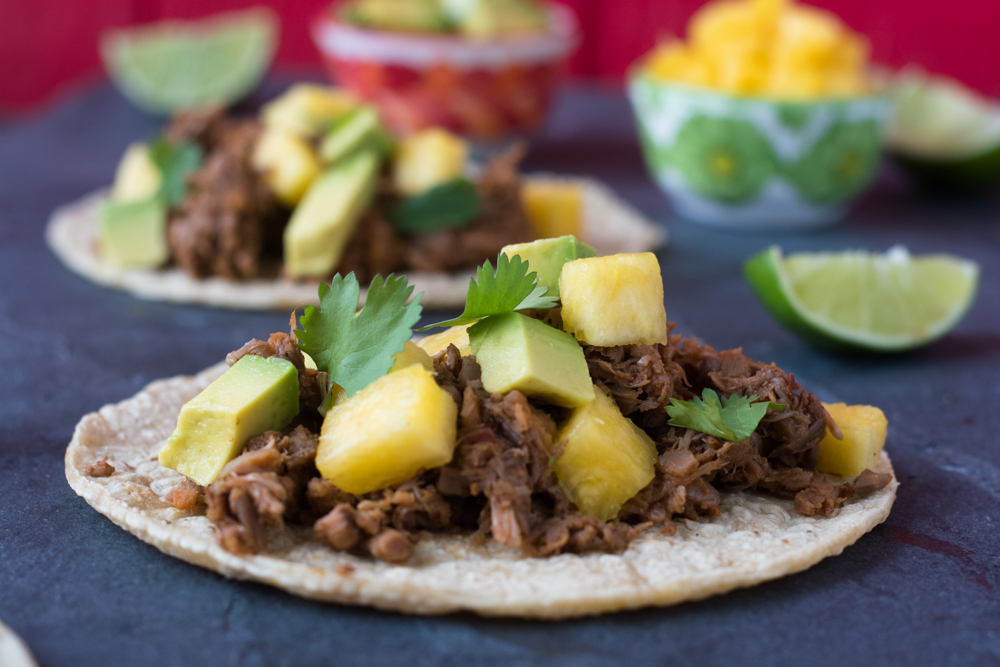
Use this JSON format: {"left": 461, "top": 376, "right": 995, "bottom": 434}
{"left": 98, "top": 196, "right": 169, "bottom": 269}
{"left": 158, "top": 355, "right": 300, "bottom": 486}
{"left": 460, "top": 0, "right": 547, "bottom": 37}
{"left": 316, "top": 364, "right": 458, "bottom": 494}
{"left": 283, "top": 150, "right": 380, "bottom": 278}
{"left": 319, "top": 106, "right": 392, "bottom": 166}
{"left": 502, "top": 235, "right": 596, "bottom": 299}
{"left": 554, "top": 388, "right": 658, "bottom": 520}
{"left": 469, "top": 312, "right": 595, "bottom": 408}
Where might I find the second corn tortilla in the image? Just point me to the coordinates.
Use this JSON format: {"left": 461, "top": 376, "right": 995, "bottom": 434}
{"left": 46, "top": 176, "right": 666, "bottom": 311}
{"left": 65, "top": 361, "right": 897, "bottom": 619}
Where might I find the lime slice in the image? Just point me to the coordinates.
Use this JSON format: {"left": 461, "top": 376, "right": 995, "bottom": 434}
{"left": 886, "top": 67, "right": 1000, "bottom": 190}
{"left": 745, "top": 246, "right": 979, "bottom": 352}
{"left": 101, "top": 8, "right": 278, "bottom": 115}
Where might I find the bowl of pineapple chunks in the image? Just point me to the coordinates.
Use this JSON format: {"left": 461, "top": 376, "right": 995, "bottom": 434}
{"left": 629, "top": 0, "right": 889, "bottom": 229}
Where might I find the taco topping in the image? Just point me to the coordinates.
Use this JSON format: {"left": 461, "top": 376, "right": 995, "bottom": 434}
{"left": 159, "top": 244, "right": 892, "bottom": 563}
{"left": 99, "top": 85, "right": 539, "bottom": 284}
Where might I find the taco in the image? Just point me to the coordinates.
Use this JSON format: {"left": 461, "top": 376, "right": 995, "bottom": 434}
{"left": 65, "top": 243, "right": 895, "bottom": 618}
{"left": 46, "top": 85, "right": 662, "bottom": 310}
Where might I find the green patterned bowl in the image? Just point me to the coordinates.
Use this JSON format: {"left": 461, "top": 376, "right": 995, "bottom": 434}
{"left": 629, "top": 73, "right": 889, "bottom": 229}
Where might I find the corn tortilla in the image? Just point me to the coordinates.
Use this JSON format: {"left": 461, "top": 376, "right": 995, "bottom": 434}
{"left": 46, "top": 176, "right": 665, "bottom": 311}
{"left": 65, "top": 362, "right": 897, "bottom": 619}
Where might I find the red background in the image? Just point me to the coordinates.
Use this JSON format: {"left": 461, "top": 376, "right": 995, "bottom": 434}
{"left": 2, "top": 0, "right": 998, "bottom": 114}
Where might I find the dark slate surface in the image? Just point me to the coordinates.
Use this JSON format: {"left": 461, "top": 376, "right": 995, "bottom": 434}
{"left": 1, "top": 78, "right": 999, "bottom": 667}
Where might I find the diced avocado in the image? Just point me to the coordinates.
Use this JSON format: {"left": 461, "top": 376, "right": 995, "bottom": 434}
{"left": 111, "top": 142, "right": 162, "bottom": 202}
{"left": 502, "top": 235, "right": 596, "bottom": 299}
{"left": 461, "top": 0, "right": 547, "bottom": 37}
{"left": 393, "top": 128, "right": 469, "bottom": 196}
{"left": 262, "top": 84, "right": 358, "bottom": 139}
{"left": 318, "top": 106, "right": 392, "bottom": 165}
{"left": 159, "top": 355, "right": 300, "bottom": 486}
{"left": 98, "top": 196, "right": 169, "bottom": 269}
{"left": 344, "top": 0, "right": 449, "bottom": 32}
{"left": 252, "top": 127, "right": 321, "bottom": 207}
{"left": 469, "top": 312, "right": 594, "bottom": 408}
{"left": 283, "top": 150, "right": 380, "bottom": 278}
{"left": 390, "top": 340, "right": 435, "bottom": 373}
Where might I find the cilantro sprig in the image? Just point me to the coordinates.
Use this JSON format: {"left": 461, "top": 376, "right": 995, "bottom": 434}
{"left": 148, "top": 139, "right": 203, "bottom": 206}
{"left": 389, "top": 178, "right": 481, "bottom": 235}
{"left": 417, "top": 253, "right": 558, "bottom": 331}
{"left": 665, "top": 389, "right": 784, "bottom": 442}
{"left": 296, "top": 273, "right": 423, "bottom": 398}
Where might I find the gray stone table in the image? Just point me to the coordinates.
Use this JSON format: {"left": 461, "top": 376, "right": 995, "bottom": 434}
{"left": 1, "top": 78, "right": 998, "bottom": 666}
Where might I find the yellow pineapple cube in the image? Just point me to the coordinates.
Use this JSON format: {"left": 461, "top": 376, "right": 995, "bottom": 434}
{"left": 252, "top": 128, "right": 321, "bottom": 206}
{"left": 415, "top": 325, "right": 472, "bottom": 357}
{"left": 390, "top": 340, "right": 434, "bottom": 373}
{"left": 316, "top": 364, "right": 458, "bottom": 494}
{"left": 111, "top": 142, "right": 162, "bottom": 202}
{"left": 553, "top": 388, "right": 658, "bottom": 520}
{"left": 393, "top": 128, "right": 468, "bottom": 196}
{"left": 816, "top": 403, "right": 888, "bottom": 478}
{"left": 521, "top": 181, "right": 582, "bottom": 239}
{"left": 559, "top": 252, "right": 668, "bottom": 346}
{"left": 262, "top": 84, "right": 358, "bottom": 138}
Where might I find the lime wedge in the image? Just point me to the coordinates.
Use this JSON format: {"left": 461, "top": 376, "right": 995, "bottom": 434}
{"left": 886, "top": 67, "right": 1000, "bottom": 190}
{"left": 745, "top": 246, "right": 979, "bottom": 351}
{"left": 101, "top": 8, "right": 278, "bottom": 115}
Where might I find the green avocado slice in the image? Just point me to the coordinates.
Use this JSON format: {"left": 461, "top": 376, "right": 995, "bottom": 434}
{"left": 98, "top": 196, "right": 169, "bottom": 269}
{"left": 283, "top": 150, "right": 380, "bottom": 278}
{"left": 159, "top": 354, "right": 300, "bottom": 485}
{"left": 469, "top": 312, "right": 594, "bottom": 408}
{"left": 501, "top": 235, "right": 596, "bottom": 299}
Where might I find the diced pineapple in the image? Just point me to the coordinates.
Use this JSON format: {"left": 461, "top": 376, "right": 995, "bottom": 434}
{"left": 521, "top": 181, "right": 582, "bottom": 239}
{"left": 393, "top": 128, "right": 469, "bottom": 196}
{"left": 415, "top": 324, "right": 472, "bottom": 357}
{"left": 252, "top": 128, "right": 322, "bottom": 206}
{"left": 816, "top": 403, "right": 888, "bottom": 478}
{"left": 316, "top": 364, "right": 458, "bottom": 494}
{"left": 390, "top": 340, "right": 434, "bottom": 373}
{"left": 111, "top": 143, "right": 162, "bottom": 202}
{"left": 559, "top": 252, "right": 668, "bottom": 346}
{"left": 553, "top": 388, "right": 658, "bottom": 520}
{"left": 262, "top": 84, "right": 358, "bottom": 138}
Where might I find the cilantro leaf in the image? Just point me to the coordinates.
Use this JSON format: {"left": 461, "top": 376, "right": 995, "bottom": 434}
{"left": 149, "top": 139, "right": 203, "bottom": 206}
{"left": 389, "top": 178, "right": 481, "bottom": 235}
{"left": 665, "top": 389, "right": 784, "bottom": 441}
{"left": 417, "top": 253, "right": 558, "bottom": 331}
{"left": 295, "top": 273, "right": 423, "bottom": 398}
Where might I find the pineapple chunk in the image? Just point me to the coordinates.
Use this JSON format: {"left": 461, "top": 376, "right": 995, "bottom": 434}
{"left": 111, "top": 143, "right": 162, "bottom": 202}
{"left": 390, "top": 340, "right": 434, "bottom": 373}
{"left": 262, "top": 84, "right": 358, "bottom": 138}
{"left": 415, "top": 324, "right": 472, "bottom": 357}
{"left": 817, "top": 403, "right": 888, "bottom": 478}
{"left": 554, "top": 388, "right": 658, "bottom": 520}
{"left": 393, "top": 128, "right": 469, "bottom": 196}
{"left": 316, "top": 364, "right": 458, "bottom": 494}
{"left": 559, "top": 252, "right": 668, "bottom": 346}
{"left": 252, "top": 128, "right": 322, "bottom": 206}
{"left": 521, "top": 181, "right": 582, "bottom": 239}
